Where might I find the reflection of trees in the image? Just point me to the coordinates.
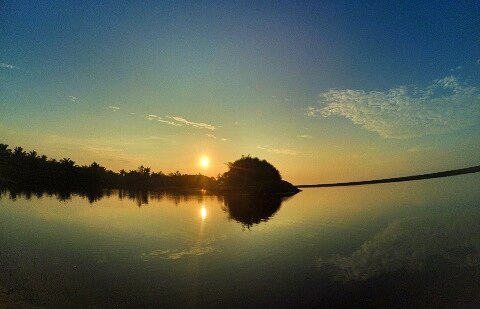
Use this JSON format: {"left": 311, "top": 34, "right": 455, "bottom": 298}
{"left": 0, "top": 186, "right": 291, "bottom": 227}
{"left": 0, "top": 186, "right": 219, "bottom": 208}
{"left": 0, "top": 186, "right": 291, "bottom": 224}
{"left": 222, "top": 194, "right": 289, "bottom": 228}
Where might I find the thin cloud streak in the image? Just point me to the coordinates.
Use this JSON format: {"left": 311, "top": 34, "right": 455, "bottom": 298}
{"left": 308, "top": 76, "right": 480, "bottom": 139}
{"left": 298, "top": 134, "right": 313, "bottom": 139}
{"left": 107, "top": 106, "right": 120, "bottom": 111}
{"left": 206, "top": 134, "right": 228, "bottom": 141}
{"left": 145, "top": 114, "right": 183, "bottom": 126}
{"left": 145, "top": 114, "right": 216, "bottom": 129}
{"left": 146, "top": 114, "right": 159, "bottom": 120}
{"left": 257, "top": 145, "right": 298, "bottom": 155}
{"left": 166, "top": 116, "right": 217, "bottom": 130}
{"left": 0, "top": 62, "right": 17, "bottom": 69}
{"left": 157, "top": 119, "right": 182, "bottom": 127}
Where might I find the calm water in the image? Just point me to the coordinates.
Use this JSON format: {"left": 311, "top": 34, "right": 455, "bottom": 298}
{"left": 1, "top": 174, "right": 480, "bottom": 307}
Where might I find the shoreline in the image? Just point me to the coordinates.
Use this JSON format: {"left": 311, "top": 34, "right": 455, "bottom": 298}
{"left": 296, "top": 165, "right": 480, "bottom": 188}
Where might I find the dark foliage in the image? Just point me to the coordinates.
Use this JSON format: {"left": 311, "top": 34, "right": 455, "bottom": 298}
{"left": 0, "top": 144, "right": 299, "bottom": 196}
{"left": 0, "top": 144, "right": 216, "bottom": 191}
{"left": 219, "top": 155, "right": 281, "bottom": 186}
{"left": 218, "top": 155, "right": 299, "bottom": 194}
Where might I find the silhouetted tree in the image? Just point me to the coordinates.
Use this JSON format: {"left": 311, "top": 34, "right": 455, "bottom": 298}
{"left": 219, "top": 155, "right": 281, "bottom": 187}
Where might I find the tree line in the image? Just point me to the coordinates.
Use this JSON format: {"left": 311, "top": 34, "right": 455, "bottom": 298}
{"left": 0, "top": 144, "right": 216, "bottom": 191}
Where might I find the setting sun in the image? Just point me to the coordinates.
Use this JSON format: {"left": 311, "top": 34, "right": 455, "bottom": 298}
{"left": 200, "top": 156, "right": 210, "bottom": 169}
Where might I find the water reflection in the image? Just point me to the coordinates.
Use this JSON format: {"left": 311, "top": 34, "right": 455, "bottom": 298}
{"left": 200, "top": 205, "right": 207, "bottom": 220}
{"left": 0, "top": 187, "right": 290, "bottom": 227}
{"left": 1, "top": 176, "right": 480, "bottom": 307}
{"left": 317, "top": 208, "right": 480, "bottom": 282}
{"left": 222, "top": 194, "right": 291, "bottom": 228}
{"left": 0, "top": 186, "right": 219, "bottom": 207}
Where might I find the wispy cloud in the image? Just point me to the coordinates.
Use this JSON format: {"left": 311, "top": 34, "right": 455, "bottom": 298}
{"left": 450, "top": 65, "right": 462, "bottom": 72}
{"left": 68, "top": 96, "right": 78, "bottom": 102}
{"left": 205, "top": 134, "right": 228, "bottom": 141}
{"left": 298, "top": 134, "right": 313, "bottom": 139}
{"left": 166, "top": 116, "right": 217, "bottom": 130}
{"left": 145, "top": 114, "right": 216, "bottom": 129}
{"left": 146, "top": 114, "right": 159, "bottom": 120}
{"left": 307, "top": 76, "right": 480, "bottom": 139}
{"left": 158, "top": 118, "right": 182, "bottom": 127}
{"left": 257, "top": 145, "right": 298, "bottom": 155}
{"left": 146, "top": 114, "right": 183, "bottom": 127}
{"left": 0, "top": 62, "right": 17, "bottom": 69}
{"left": 107, "top": 106, "right": 120, "bottom": 111}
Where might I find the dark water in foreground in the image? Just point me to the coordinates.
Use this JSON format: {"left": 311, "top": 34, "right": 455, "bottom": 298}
{"left": 1, "top": 174, "right": 480, "bottom": 307}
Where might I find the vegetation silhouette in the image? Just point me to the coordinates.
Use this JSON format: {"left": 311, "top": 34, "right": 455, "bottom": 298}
{"left": 0, "top": 144, "right": 216, "bottom": 193}
{"left": 0, "top": 144, "right": 300, "bottom": 196}
{"left": 217, "top": 155, "right": 300, "bottom": 195}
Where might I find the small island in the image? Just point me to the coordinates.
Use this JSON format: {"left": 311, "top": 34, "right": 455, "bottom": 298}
{"left": 217, "top": 155, "right": 300, "bottom": 195}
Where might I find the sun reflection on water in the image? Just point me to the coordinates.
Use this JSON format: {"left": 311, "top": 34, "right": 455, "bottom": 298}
{"left": 200, "top": 205, "right": 207, "bottom": 220}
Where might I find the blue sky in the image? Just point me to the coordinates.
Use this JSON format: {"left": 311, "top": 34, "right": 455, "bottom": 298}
{"left": 1, "top": 1, "right": 479, "bottom": 183}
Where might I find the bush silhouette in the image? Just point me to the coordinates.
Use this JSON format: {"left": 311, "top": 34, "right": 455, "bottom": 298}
{"left": 218, "top": 155, "right": 299, "bottom": 194}
{"left": 220, "top": 156, "right": 281, "bottom": 186}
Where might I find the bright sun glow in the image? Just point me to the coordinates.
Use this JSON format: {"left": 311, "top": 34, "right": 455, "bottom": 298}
{"left": 200, "top": 205, "right": 207, "bottom": 220}
{"left": 200, "top": 156, "right": 210, "bottom": 169}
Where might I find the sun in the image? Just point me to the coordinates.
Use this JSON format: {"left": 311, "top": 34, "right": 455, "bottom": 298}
{"left": 199, "top": 156, "right": 210, "bottom": 169}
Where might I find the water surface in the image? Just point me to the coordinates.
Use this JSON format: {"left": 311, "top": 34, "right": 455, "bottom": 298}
{"left": 1, "top": 174, "right": 480, "bottom": 307}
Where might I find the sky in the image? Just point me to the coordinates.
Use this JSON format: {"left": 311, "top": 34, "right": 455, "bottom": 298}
{"left": 1, "top": 1, "right": 479, "bottom": 184}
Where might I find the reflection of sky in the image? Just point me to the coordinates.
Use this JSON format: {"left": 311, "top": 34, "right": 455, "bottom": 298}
{"left": 317, "top": 209, "right": 480, "bottom": 282}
